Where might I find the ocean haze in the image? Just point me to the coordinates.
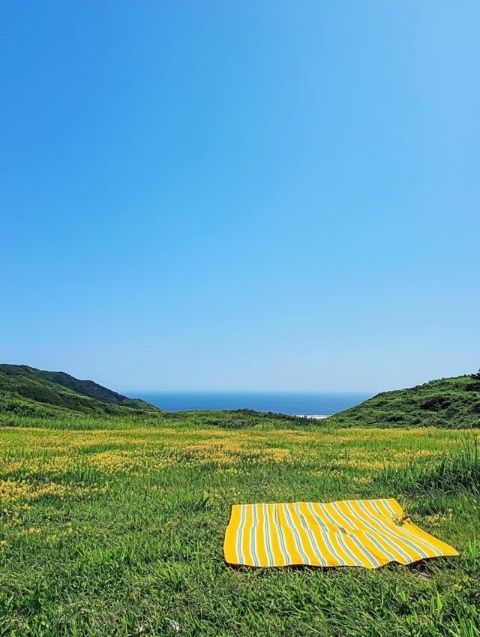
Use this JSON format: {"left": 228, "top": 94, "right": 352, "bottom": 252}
{"left": 132, "top": 392, "right": 371, "bottom": 416}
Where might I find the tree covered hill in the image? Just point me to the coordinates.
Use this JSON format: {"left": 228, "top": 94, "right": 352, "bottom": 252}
{"left": 0, "top": 364, "right": 158, "bottom": 417}
{"left": 331, "top": 374, "right": 480, "bottom": 428}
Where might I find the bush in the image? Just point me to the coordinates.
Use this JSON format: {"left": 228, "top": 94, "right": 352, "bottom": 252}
{"left": 420, "top": 396, "right": 451, "bottom": 411}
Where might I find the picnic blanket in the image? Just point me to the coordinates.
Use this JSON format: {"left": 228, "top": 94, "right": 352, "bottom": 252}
{"left": 224, "top": 498, "right": 458, "bottom": 568}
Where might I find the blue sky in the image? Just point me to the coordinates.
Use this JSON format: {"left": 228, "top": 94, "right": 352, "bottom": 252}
{"left": 1, "top": 1, "right": 479, "bottom": 392}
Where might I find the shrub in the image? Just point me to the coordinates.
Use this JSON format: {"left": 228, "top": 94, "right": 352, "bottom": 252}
{"left": 420, "top": 396, "right": 451, "bottom": 411}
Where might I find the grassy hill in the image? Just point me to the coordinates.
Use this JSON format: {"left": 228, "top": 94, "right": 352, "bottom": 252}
{"left": 0, "top": 364, "right": 301, "bottom": 429}
{"left": 331, "top": 374, "right": 480, "bottom": 428}
{"left": 0, "top": 364, "right": 158, "bottom": 417}
{"left": 0, "top": 366, "right": 479, "bottom": 634}
{"left": 2, "top": 364, "right": 480, "bottom": 430}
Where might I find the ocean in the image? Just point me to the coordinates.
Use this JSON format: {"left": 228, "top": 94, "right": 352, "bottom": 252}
{"left": 132, "top": 391, "right": 371, "bottom": 416}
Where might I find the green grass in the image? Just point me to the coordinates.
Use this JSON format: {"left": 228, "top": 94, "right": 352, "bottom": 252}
{"left": 0, "top": 364, "right": 157, "bottom": 416}
{"left": 331, "top": 374, "right": 480, "bottom": 428}
{"left": 0, "top": 417, "right": 479, "bottom": 636}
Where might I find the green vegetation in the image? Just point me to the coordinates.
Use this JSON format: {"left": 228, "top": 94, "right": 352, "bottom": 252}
{"left": 331, "top": 374, "right": 480, "bottom": 428}
{"left": 0, "top": 364, "right": 157, "bottom": 417}
{"left": 0, "top": 367, "right": 479, "bottom": 635}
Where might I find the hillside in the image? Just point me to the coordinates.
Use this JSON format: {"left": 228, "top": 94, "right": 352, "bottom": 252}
{"left": 331, "top": 374, "right": 480, "bottom": 428}
{"left": 2, "top": 364, "right": 480, "bottom": 429}
{"left": 0, "top": 364, "right": 158, "bottom": 417}
{"left": 0, "top": 365, "right": 317, "bottom": 429}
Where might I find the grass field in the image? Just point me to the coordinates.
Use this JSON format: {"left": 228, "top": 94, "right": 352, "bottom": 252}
{"left": 0, "top": 418, "right": 479, "bottom": 636}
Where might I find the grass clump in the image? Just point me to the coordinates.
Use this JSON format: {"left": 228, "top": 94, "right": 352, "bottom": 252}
{"left": 379, "top": 438, "right": 480, "bottom": 495}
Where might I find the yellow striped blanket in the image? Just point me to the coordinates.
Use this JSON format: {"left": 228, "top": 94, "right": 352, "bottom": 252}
{"left": 224, "top": 498, "right": 458, "bottom": 568}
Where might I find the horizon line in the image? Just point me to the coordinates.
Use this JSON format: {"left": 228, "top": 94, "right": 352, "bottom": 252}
{"left": 122, "top": 389, "right": 377, "bottom": 395}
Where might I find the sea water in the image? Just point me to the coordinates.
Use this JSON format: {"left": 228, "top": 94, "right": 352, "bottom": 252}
{"left": 132, "top": 391, "right": 371, "bottom": 416}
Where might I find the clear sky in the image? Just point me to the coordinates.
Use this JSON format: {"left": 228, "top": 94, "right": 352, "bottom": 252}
{"left": 1, "top": 1, "right": 479, "bottom": 393}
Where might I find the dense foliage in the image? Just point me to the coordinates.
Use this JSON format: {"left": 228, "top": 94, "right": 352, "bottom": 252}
{"left": 0, "top": 364, "right": 157, "bottom": 416}
{"left": 331, "top": 375, "right": 480, "bottom": 428}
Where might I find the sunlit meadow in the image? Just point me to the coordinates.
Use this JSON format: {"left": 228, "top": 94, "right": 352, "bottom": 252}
{"left": 0, "top": 415, "right": 479, "bottom": 636}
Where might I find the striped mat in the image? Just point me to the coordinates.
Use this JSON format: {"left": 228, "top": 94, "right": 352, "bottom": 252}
{"left": 224, "top": 498, "right": 458, "bottom": 568}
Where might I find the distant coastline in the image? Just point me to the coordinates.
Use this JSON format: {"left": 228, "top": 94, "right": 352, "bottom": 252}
{"left": 130, "top": 391, "right": 370, "bottom": 416}
{"left": 295, "top": 414, "right": 330, "bottom": 420}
